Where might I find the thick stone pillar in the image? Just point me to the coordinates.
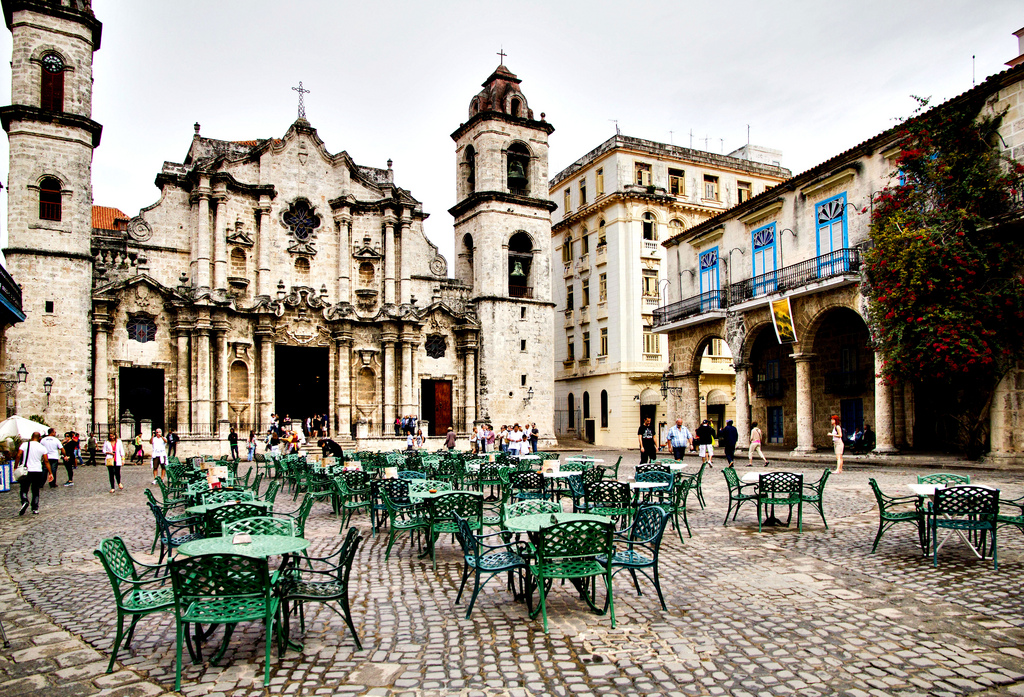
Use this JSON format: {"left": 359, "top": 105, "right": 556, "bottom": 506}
{"left": 336, "top": 214, "right": 351, "bottom": 300}
{"left": 793, "top": 353, "right": 816, "bottom": 453}
{"left": 258, "top": 331, "right": 274, "bottom": 426}
{"left": 256, "top": 200, "right": 272, "bottom": 296}
{"left": 398, "top": 220, "right": 411, "bottom": 304}
{"left": 462, "top": 341, "right": 477, "bottom": 429}
{"left": 679, "top": 372, "right": 700, "bottom": 431}
{"left": 212, "top": 195, "right": 227, "bottom": 290}
{"left": 873, "top": 351, "right": 898, "bottom": 453}
{"left": 384, "top": 216, "right": 397, "bottom": 304}
{"left": 175, "top": 327, "right": 190, "bottom": 430}
{"left": 335, "top": 332, "right": 352, "bottom": 437}
{"left": 400, "top": 334, "right": 414, "bottom": 417}
{"left": 734, "top": 363, "right": 750, "bottom": 449}
{"left": 195, "top": 325, "right": 212, "bottom": 428}
{"left": 194, "top": 186, "right": 212, "bottom": 288}
{"left": 214, "top": 325, "right": 229, "bottom": 434}
{"left": 383, "top": 334, "right": 397, "bottom": 431}
{"left": 893, "top": 381, "right": 906, "bottom": 448}
{"left": 93, "top": 317, "right": 110, "bottom": 430}
{"left": 902, "top": 382, "right": 915, "bottom": 448}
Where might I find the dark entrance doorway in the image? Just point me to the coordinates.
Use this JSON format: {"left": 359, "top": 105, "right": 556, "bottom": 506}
{"left": 119, "top": 367, "right": 164, "bottom": 435}
{"left": 275, "top": 345, "right": 329, "bottom": 426}
{"left": 421, "top": 379, "right": 452, "bottom": 437}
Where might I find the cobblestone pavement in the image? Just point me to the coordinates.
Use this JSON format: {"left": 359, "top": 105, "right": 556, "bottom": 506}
{"left": 2, "top": 454, "right": 1024, "bottom": 696}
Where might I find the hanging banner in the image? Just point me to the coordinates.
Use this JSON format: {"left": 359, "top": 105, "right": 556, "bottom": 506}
{"left": 769, "top": 297, "right": 798, "bottom": 344}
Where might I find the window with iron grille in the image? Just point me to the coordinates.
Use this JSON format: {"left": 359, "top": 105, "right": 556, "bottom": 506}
{"left": 127, "top": 316, "right": 157, "bottom": 343}
{"left": 425, "top": 334, "right": 447, "bottom": 359}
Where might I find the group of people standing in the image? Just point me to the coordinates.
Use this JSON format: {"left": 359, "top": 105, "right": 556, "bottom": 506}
{"left": 472, "top": 423, "right": 539, "bottom": 455}
{"left": 642, "top": 416, "right": 769, "bottom": 468}
{"left": 395, "top": 415, "right": 418, "bottom": 437}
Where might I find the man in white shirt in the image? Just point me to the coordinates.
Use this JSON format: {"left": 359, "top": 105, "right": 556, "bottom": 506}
{"left": 664, "top": 419, "right": 693, "bottom": 461}
{"left": 151, "top": 428, "right": 168, "bottom": 483}
{"left": 17, "top": 431, "right": 52, "bottom": 515}
{"left": 40, "top": 428, "right": 63, "bottom": 488}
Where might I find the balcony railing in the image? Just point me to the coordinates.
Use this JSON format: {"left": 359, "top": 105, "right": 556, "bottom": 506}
{"left": 652, "top": 290, "right": 727, "bottom": 326}
{"left": 652, "top": 247, "right": 862, "bottom": 327}
{"left": 824, "top": 369, "right": 868, "bottom": 394}
{"left": 0, "top": 263, "right": 23, "bottom": 316}
{"left": 509, "top": 285, "right": 533, "bottom": 299}
{"left": 755, "top": 378, "right": 784, "bottom": 398}
{"left": 730, "top": 247, "right": 860, "bottom": 305}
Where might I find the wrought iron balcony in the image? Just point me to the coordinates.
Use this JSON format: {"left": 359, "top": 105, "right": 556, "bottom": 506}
{"left": 824, "top": 369, "right": 868, "bottom": 394}
{"left": 652, "top": 290, "right": 726, "bottom": 327}
{"left": 508, "top": 285, "right": 533, "bottom": 299}
{"left": 755, "top": 378, "right": 784, "bottom": 398}
{"left": 730, "top": 247, "right": 861, "bottom": 305}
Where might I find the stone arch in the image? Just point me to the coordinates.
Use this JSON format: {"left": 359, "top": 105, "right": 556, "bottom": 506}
{"left": 641, "top": 210, "right": 659, "bottom": 241}
{"left": 739, "top": 319, "right": 776, "bottom": 365}
{"left": 505, "top": 141, "right": 532, "bottom": 195}
{"left": 508, "top": 230, "right": 534, "bottom": 297}
{"left": 802, "top": 301, "right": 869, "bottom": 352}
{"left": 688, "top": 329, "right": 729, "bottom": 374}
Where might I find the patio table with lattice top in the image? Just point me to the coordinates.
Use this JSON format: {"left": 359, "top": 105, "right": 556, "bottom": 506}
{"left": 177, "top": 534, "right": 308, "bottom": 559}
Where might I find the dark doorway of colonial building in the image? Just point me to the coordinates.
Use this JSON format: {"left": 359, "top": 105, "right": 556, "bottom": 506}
{"left": 275, "top": 346, "right": 329, "bottom": 425}
{"left": 119, "top": 367, "right": 164, "bottom": 435}
{"left": 421, "top": 379, "right": 452, "bottom": 437}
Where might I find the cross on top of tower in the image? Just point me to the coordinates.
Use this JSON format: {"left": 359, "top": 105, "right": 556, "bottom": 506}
{"left": 497, "top": 47, "right": 506, "bottom": 66}
{"left": 292, "top": 81, "right": 310, "bottom": 120}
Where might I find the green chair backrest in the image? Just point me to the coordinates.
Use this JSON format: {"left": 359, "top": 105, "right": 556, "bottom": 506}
{"left": 917, "top": 473, "right": 970, "bottom": 485}
{"left": 202, "top": 488, "right": 255, "bottom": 505}
{"left": 222, "top": 516, "right": 296, "bottom": 537}
{"left": 535, "top": 519, "right": 614, "bottom": 564}
{"left": 504, "top": 499, "right": 561, "bottom": 520}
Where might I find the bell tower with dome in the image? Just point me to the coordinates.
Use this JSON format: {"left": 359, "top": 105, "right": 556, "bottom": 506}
{"left": 451, "top": 63, "right": 556, "bottom": 441}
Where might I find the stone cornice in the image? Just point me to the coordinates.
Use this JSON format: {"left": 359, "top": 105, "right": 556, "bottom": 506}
{"left": 450, "top": 110, "right": 554, "bottom": 142}
{"left": 0, "top": 105, "right": 102, "bottom": 147}
{"left": 3, "top": 0, "right": 103, "bottom": 49}
{"left": 448, "top": 191, "right": 557, "bottom": 218}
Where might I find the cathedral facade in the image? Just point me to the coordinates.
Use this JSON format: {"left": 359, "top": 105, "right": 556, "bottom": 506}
{"left": 1, "top": 0, "right": 555, "bottom": 449}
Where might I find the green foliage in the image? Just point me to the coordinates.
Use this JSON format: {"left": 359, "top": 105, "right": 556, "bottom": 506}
{"left": 866, "top": 96, "right": 1024, "bottom": 455}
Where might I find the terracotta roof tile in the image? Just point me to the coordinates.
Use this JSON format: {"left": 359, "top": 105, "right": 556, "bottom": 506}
{"left": 92, "top": 205, "right": 129, "bottom": 231}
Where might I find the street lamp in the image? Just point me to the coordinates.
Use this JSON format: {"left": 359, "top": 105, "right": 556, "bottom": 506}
{"left": 43, "top": 377, "right": 53, "bottom": 407}
{"left": 524, "top": 386, "right": 534, "bottom": 403}
{"left": 0, "top": 363, "right": 28, "bottom": 386}
{"left": 660, "top": 371, "right": 683, "bottom": 400}
{"left": 658, "top": 278, "right": 671, "bottom": 306}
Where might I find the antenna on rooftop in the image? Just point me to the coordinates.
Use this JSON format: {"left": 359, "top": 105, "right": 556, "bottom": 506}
{"left": 747, "top": 124, "right": 750, "bottom": 146}
{"left": 720, "top": 138, "right": 724, "bottom": 154}
{"left": 972, "top": 55, "right": 976, "bottom": 86}
{"left": 669, "top": 130, "right": 674, "bottom": 144}
{"left": 609, "top": 119, "right": 620, "bottom": 135}
{"left": 689, "top": 129, "right": 694, "bottom": 149}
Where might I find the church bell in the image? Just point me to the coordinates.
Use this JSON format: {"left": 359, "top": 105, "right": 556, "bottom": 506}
{"left": 510, "top": 260, "right": 526, "bottom": 277}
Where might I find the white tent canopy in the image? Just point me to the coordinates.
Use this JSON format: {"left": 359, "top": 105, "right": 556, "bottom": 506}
{"left": 0, "top": 415, "right": 50, "bottom": 440}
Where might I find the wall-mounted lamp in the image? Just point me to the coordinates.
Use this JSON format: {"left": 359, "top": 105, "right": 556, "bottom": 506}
{"left": 43, "top": 376, "right": 53, "bottom": 407}
{"left": 524, "top": 386, "right": 534, "bottom": 403}
{"left": 660, "top": 371, "right": 683, "bottom": 399}
{"left": 0, "top": 363, "right": 28, "bottom": 387}
{"left": 633, "top": 394, "right": 641, "bottom": 401}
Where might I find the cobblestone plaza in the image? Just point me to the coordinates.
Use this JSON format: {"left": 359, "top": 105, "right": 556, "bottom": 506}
{"left": 1, "top": 454, "right": 1023, "bottom": 697}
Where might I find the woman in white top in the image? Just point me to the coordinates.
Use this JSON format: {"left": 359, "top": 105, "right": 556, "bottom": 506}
{"left": 747, "top": 422, "right": 768, "bottom": 466}
{"left": 829, "top": 415, "right": 844, "bottom": 473}
{"left": 103, "top": 432, "right": 126, "bottom": 493}
{"left": 151, "top": 428, "right": 168, "bottom": 484}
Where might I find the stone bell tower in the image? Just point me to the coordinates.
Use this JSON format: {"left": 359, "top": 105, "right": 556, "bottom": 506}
{"left": 1, "top": 0, "right": 102, "bottom": 426}
{"left": 450, "top": 63, "right": 556, "bottom": 442}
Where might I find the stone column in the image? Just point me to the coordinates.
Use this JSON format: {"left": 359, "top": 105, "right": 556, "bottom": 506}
{"left": 734, "top": 363, "right": 750, "bottom": 449}
{"left": 679, "top": 372, "right": 700, "bottom": 431}
{"left": 384, "top": 215, "right": 397, "bottom": 304}
{"left": 462, "top": 341, "right": 477, "bottom": 429}
{"left": 383, "top": 333, "right": 397, "bottom": 431}
{"left": 256, "top": 199, "right": 272, "bottom": 296}
{"left": 989, "top": 374, "right": 1011, "bottom": 456}
{"left": 903, "top": 382, "right": 915, "bottom": 448}
{"left": 792, "top": 353, "right": 816, "bottom": 453}
{"left": 400, "top": 334, "right": 413, "bottom": 417}
{"left": 175, "top": 327, "right": 190, "bottom": 430}
{"left": 195, "top": 324, "right": 212, "bottom": 428}
{"left": 258, "top": 331, "right": 274, "bottom": 426}
{"left": 214, "top": 325, "right": 229, "bottom": 434}
{"left": 93, "top": 317, "right": 110, "bottom": 430}
{"left": 336, "top": 214, "right": 351, "bottom": 300}
{"left": 335, "top": 332, "right": 352, "bottom": 437}
{"left": 194, "top": 185, "right": 212, "bottom": 288}
{"left": 873, "top": 351, "right": 898, "bottom": 453}
{"left": 893, "top": 381, "right": 906, "bottom": 448}
{"left": 327, "top": 339, "right": 336, "bottom": 432}
{"left": 212, "top": 195, "right": 227, "bottom": 290}
{"left": 398, "top": 219, "right": 411, "bottom": 304}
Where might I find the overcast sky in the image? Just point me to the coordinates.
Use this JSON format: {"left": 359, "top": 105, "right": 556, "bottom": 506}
{"left": 1, "top": 0, "right": 1020, "bottom": 266}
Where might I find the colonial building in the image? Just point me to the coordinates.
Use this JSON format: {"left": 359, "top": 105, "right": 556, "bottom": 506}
{"left": 1, "top": 0, "right": 555, "bottom": 449}
{"left": 548, "top": 135, "right": 789, "bottom": 447}
{"left": 655, "top": 59, "right": 1024, "bottom": 459}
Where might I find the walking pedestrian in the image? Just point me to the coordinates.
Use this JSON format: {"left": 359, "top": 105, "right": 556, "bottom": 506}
{"left": 17, "top": 431, "right": 52, "bottom": 515}
{"left": 695, "top": 419, "right": 717, "bottom": 467}
{"left": 72, "top": 431, "right": 83, "bottom": 467}
{"left": 132, "top": 433, "right": 144, "bottom": 465}
{"left": 247, "top": 430, "right": 256, "bottom": 461}
{"left": 60, "top": 432, "right": 75, "bottom": 486}
{"left": 747, "top": 421, "right": 768, "bottom": 466}
{"left": 664, "top": 418, "right": 693, "bottom": 461}
{"left": 151, "top": 428, "right": 168, "bottom": 483}
{"left": 444, "top": 427, "right": 457, "bottom": 450}
{"left": 829, "top": 415, "right": 844, "bottom": 474}
{"left": 166, "top": 429, "right": 177, "bottom": 458}
{"left": 103, "top": 432, "right": 125, "bottom": 493}
{"left": 637, "top": 417, "right": 657, "bottom": 464}
{"left": 719, "top": 419, "right": 739, "bottom": 467}
{"left": 40, "top": 428, "right": 63, "bottom": 487}
{"left": 228, "top": 427, "right": 239, "bottom": 460}
{"left": 530, "top": 423, "right": 539, "bottom": 453}
{"left": 86, "top": 432, "right": 97, "bottom": 466}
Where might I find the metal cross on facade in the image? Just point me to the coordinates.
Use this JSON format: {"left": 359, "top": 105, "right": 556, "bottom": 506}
{"left": 497, "top": 47, "right": 506, "bottom": 66}
{"left": 292, "top": 81, "right": 310, "bottom": 119}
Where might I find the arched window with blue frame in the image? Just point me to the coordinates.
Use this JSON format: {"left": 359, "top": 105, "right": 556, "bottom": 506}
{"left": 815, "top": 193, "right": 848, "bottom": 277}
{"left": 699, "top": 247, "right": 720, "bottom": 310}
{"left": 752, "top": 222, "right": 777, "bottom": 296}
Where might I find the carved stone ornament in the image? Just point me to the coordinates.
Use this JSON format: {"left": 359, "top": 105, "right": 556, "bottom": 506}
{"left": 429, "top": 255, "right": 447, "bottom": 276}
{"left": 425, "top": 334, "right": 447, "bottom": 359}
{"left": 127, "top": 216, "right": 153, "bottom": 242}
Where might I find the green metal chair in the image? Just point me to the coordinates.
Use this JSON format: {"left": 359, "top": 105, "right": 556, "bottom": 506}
{"left": 381, "top": 487, "right": 430, "bottom": 560}
{"left": 281, "top": 526, "right": 363, "bottom": 651}
{"left": 664, "top": 477, "right": 695, "bottom": 542}
{"left": 453, "top": 512, "right": 527, "bottom": 619}
{"left": 221, "top": 516, "right": 296, "bottom": 537}
{"left": 201, "top": 489, "right": 255, "bottom": 506}
{"left": 147, "top": 500, "right": 203, "bottom": 565}
{"left": 526, "top": 518, "right": 616, "bottom": 632}
{"left": 597, "top": 504, "right": 669, "bottom": 611}
{"left": 502, "top": 499, "right": 561, "bottom": 524}
{"left": 94, "top": 536, "right": 174, "bottom": 673}
{"left": 801, "top": 469, "right": 831, "bottom": 529}
{"left": 868, "top": 478, "right": 928, "bottom": 553}
{"left": 371, "top": 478, "right": 410, "bottom": 535}
{"left": 996, "top": 493, "right": 1024, "bottom": 536}
{"left": 635, "top": 462, "right": 670, "bottom": 476}
{"left": 634, "top": 471, "right": 674, "bottom": 507}
{"left": 930, "top": 485, "right": 998, "bottom": 569}
{"left": 691, "top": 461, "right": 709, "bottom": 509}
{"left": 509, "top": 471, "right": 547, "bottom": 501}
{"left": 604, "top": 456, "right": 622, "bottom": 480}
{"left": 202, "top": 502, "right": 269, "bottom": 537}
{"left": 722, "top": 466, "right": 757, "bottom": 526}
{"left": 334, "top": 471, "right": 371, "bottom": 531}
{"left": 397, "top": 470, "right": 427, "bottom": 480}
{"left": 168, "top": 553, "right": 281, "bottom": 690}
{"left": 143, "top": 489, "right": 197, "bottom": 554}
{"left": 917, "top": 473, "right": 971, "bottom": 485}
{"left": 262, "top": 481, "right": 281, "bottom": 508}
{"left": 583, "top": 480, "right": 632, "bottom": 524}
{"left": 756, "top": 472, "right": 803, "bottom": 532}
{"left": 427, "top": 491, "right": 484, "bottom": 569}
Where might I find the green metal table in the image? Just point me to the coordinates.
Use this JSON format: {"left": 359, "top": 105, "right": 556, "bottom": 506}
{"left": 504, "top": 512, "right": 607, "bottom": 533}
{"left": 184, "top": 499, "right": 272, "bottom": 516}
{"left": 177, "top": 533, "right": 307, "bottom": 558}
